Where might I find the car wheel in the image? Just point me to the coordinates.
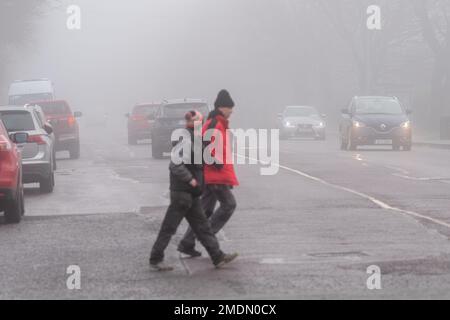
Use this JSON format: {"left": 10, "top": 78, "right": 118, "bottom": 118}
{"left": 69, "top": 140, "right": 80, "bottom": 159}
{"left": 128, "top": 135, "right": 138, "bottom": 145}
{"left": 53, "top": 149, "right": 57, "bottom": 170}
{"left": 40, "top": 168, "right": 55, "bottom": 194}
{"left": 4, "top": 186, "right": 23, "bottom": 224}
{"left": 20, "top": 185, "right": 25, "bottom": 215}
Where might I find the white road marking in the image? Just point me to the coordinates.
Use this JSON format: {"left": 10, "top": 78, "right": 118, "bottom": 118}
{"left": 178, "top": 253, "right": 192, "bottom": 276}
{"left": 391, "top": 173, "right": 448, "bottom": 181}
{"left": 385, "top": 165, "right": 410, "bottom": 175}
{"left": 260, "top": 258, "right": 285, "bottom": 264}
{"left": 350, "top": 157, "right": 450, "bottom": 184}
{"left": 236, "top": 153, "right": 450, "bottom": 230}
{"left": 111, "top": 172, "right": 140, "bottom": 184}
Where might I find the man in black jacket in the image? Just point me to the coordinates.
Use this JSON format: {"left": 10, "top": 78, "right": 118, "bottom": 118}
{"left": 149, "top": 110, "right": 238, "bottom": 271}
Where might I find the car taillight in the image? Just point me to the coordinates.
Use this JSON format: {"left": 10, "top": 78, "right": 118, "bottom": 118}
{"left": 0, "top": 135, "right": 12, "bottom": 151}
{"left": 67, "top": 115, "right": 76, "bottom": 127}
{"left": 27, "top": 135, "right": 46, "bottom": 145}
{"left": 131, "top": 115, "right": 146, "bottom": 121}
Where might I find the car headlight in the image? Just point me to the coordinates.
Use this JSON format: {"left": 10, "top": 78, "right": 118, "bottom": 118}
{"left": 353, "top": 120, "right": 365, "bottom": 128}
{"left": 401, "top": 121, "right": 411, "bottom": 129}
{"left": 284, "top": 121, "right": 295, "bottom": 128}
{"left": 314, "top": 122, "right": 325, "bottom": 128}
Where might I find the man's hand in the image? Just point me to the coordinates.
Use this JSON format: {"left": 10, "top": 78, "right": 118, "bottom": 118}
{"left": 189, "top": 179, "right": 198, "bottom": 187}
{"left": 214, "top": 163, "right": 224, "bottom": 170}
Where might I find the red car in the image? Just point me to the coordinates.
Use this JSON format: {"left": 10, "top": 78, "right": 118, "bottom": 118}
{"left": 0, "top": 118, "right": 27, "bottom": 223}
{"left": 126, "top": 103, "right": 160, "bottom": 145}
{"left": 29, "top": 100, "right": 82, "bottom": 159}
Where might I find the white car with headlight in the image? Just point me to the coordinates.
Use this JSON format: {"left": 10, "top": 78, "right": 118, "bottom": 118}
{"left": 277, "top": 106, "right": 326, "bottom": 140}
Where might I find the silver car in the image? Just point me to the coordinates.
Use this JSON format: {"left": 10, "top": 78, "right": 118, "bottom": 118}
{"left": 0, "top": 106, "right": 56, "bottom": 193}
{"left": 278, "top": 106, "right": 326, "bottom": 140}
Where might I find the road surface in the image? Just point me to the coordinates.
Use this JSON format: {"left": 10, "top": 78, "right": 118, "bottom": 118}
{"left": 1, "top": 116, "right": 450, "bottom": 299}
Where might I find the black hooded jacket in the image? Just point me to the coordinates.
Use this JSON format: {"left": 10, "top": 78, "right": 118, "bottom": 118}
{"left": 169, "top": 127, "right": 204, "bottom": 197}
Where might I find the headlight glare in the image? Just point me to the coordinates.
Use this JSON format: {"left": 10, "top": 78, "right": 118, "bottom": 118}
{"left": 401, "top": 121, "right": 411, "bottom": 129}
{"left": 353, "top": 120, "right": 365, "bottom": 128}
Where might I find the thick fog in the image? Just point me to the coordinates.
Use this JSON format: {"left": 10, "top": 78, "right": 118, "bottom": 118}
{"left": 1, "top": 0, "right": 449, "bottom": 131}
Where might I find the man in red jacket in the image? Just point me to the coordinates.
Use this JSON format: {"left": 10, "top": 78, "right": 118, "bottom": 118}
{"left": 178, "top": 90, "right": 239, "bottom": 257}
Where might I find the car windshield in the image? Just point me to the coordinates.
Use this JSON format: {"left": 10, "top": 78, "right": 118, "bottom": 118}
{"left": 355, "top": 99, "right": 404, "bottom": 115}
{"left": 284, "top": 107, "right": 318, "bottom": 117}
{"left": 9, "top": 93, "right": 53, "bottom": 106}
{"left": 162, "top": 103, "right": 209, "bottom": 119}
{"left": 134, "top": 105, "right": 159, "bottom": 116}
{"left": 39, "top": 101, "right": 71, "bottom": 115}
{"left": 0, "top": 111, "right": 35, "bottom": 131}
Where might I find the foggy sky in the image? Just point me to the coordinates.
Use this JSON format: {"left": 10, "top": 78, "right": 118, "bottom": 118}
{"left": 3, "top": 0, "right": 436, "bottom": 128}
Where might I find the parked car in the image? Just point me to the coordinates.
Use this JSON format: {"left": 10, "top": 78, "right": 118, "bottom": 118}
{"left": 8, "top": 79, "right": 54, "bottom": 106}
{"left": 277, "top": 106, "right": 326, "bottom": 140}
{"left": 339, "top": 96, "right": 412, "bottom": 151}
{"left": 126, "top": 103, "right": 160, "bottom": 145}
{"left": 151, "top": 99, "right": 210, "bottom": 159}
{"left": 0, "top": 106, "right": 56, "bottom": 193}
{"left": 0, "top": 118, "right": 27, "bottom": 223}
{"left": 29, "top": 100, "right": 82, "bottom": 159}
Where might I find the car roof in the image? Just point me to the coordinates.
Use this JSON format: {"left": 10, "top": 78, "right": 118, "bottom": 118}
{"left": 13, "top": 78, "right": 50, "bottom": 82}
{"left": 0, "top": 105, "right": 32, "bottom": 112}
{"left": 28, "top": 99, "right": 67, "bottom": 104}
{"left": 285, "top": 106, "right": 317, "bottom": 109}
{"left": 135, "top": 102, "right": 160, "bottom": 107}
{"left": 354, "top": 96, "right": 398, "bottom": 100}
{"left": 163, "top": 98, "right": 207, "bottom": 105}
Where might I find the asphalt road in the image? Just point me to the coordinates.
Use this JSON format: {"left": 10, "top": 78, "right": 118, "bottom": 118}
{"left": 1, "top": 116, "right": 450, "bottom": 299}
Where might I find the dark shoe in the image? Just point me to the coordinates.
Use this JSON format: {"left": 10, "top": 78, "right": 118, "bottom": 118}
{"left": 150, "top": 261, "right": 174, "bottom": 272}
{"left": 178, "top": 246, "right": 202, "bottom": 258}
{"left": 215, "top": 253, "right": 239, "bottom": 269}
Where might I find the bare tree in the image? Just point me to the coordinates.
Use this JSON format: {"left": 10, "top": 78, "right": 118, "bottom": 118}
{"left": 0, "top": 0, "right": 54, "bottom": 88}
{"left": 413, "top": 0, "right": 450, "bottom": 123}
{"left": 315, "top": 0, "right": 419, "bottom": 95}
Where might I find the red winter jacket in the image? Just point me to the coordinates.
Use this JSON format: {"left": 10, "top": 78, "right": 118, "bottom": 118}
{"left": 203, "top": 112, "right": 239, "bottom": 186}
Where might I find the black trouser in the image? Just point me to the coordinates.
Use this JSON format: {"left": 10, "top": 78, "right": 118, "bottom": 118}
{"left": 178, "top": 184, "right": 237, "bottom": 251}
{"left": 150, "top": 191, "right": 224, "bottom": 265}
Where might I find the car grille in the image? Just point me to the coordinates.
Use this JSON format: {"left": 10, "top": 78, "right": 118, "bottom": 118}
{"left": 367, "top": 124, "right": 398, "bottom": 133}
{"left": 298, "top": 124, "right": 313, "bottom": 129}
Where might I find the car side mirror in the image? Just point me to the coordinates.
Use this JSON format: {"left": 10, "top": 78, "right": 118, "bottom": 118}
{"left": 125, "top": 113, "right": 130, "bottom": 118}
{"left": 341, "top": 109, "right": 350, "bottom": 115}
{"left": 406, "top": 109, "right": 412, "bottom": 115}
{"left": 74, "top": 111, "right": 82, "bottom": 118}
{"left": 44, "top": 123, "right": 53, "bottom": 135}
{"left": 10, "top": 132, "right": 29, "bottom": 144}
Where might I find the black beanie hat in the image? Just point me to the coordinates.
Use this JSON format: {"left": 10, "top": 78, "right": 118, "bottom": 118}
{"left": 214, "top": 89, "right": 235, "bottom": 109}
